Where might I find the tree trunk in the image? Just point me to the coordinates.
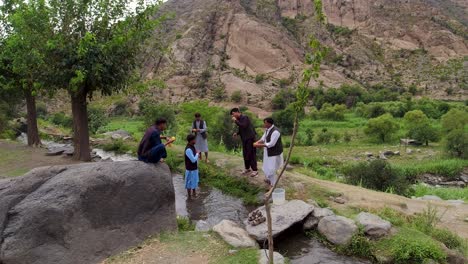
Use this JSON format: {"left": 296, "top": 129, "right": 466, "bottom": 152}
{"left": 71, "top": 89, "right": 91, "bottom": 161}
{"left": 265, "top": 201, "right": 274, "bottom": 264}
{"left": 25, "top": 89, "right": 41, "bottom": 147}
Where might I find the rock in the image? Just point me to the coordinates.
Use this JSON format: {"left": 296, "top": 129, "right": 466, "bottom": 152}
{"left": 364, "top": 152, "right": 373, "bottom": 157}
{"left": 45, "top": 148, "right": 65, "bottom": 156}
{"left": 334, "top": 197, "right": 346, "bottom": 204}
{"left": 441, "top": 243, "right": 467, "bottom": 264}
{"left": 406, "top": 148, "right": 413, "bottom": 154}
{"left": 212, "top": 220, "right": 257, "bottom": 248}
{"left": 379, "top": 152, "right": 388, "bottom": 160}
{"left": 460, "top": 175, "right": 468, "bottom": 183}
{"left": 318, "top": 215, "right": 358, "bottom": 245}
{"left": 383, "top": 150, "right": 395, "bottom": 156}
{"left": 195, "top": 220, "right": 211, "bottom": 232}
{"left": 356, "top": 212, "right": 391, "bottom": 238}
{"left": 103, "top": 130, "right": 133, "bottom": 141}
{"left": 228, "top": 249, "right": 238, "bottom": 255}
{"left": 447, "top": 200, "right": 464, "bottom": 205}
{"left": 63, "top": 147, "right": 74, "bottom": 156}
{"left": 420, "top": 195, "right": 443, "bottom": 201}
{"left": 0, "top": 161, "right": 176, "bottom": 264}
{"left": 285, "top": 164, "right": 294, "bottom": 171}
{"left": 400, "top": 139, "right": 422, "bottom": 146}
{"left": 258, "top": 249, "right": 285, "bottom": 264}
{"left": 306, "top": 199, "right": 319, "bottom": 208}
{"left": 303, "top": 207, "right": 335, "bottom": 230}
{"left": 245, "top": 200, "right": 314, "bottom": 241}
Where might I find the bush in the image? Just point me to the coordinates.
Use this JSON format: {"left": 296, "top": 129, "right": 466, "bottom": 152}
{"left": 271, "top": 89, "right": 295, "bottom": 110}
{"left": 141, "top": 102, "right": 176, "bottom": 128}
{"left": 316, "top": 128, "right": 333, "bottom": 144}
{"left": 364, "top": 113, "right": 399, "bottom": 143}
{"left": 431, "top": 228, "right": 465, "bottom": 250}
{"left": 101, "top": 139, "right": 131, "bottom": 154}
{"left": 255, "top": 74, "right": 266, "bottom": 84}
{"left": 230, "top": 90, "right": 242, "bottom": 103}
{"left": 337, "top": 230, "right": 373, "bottom": 258}
{"left": 272, "top": 105, "right": 302, "bottom": 135}
{"left": 36, "top": 102, "right": 48, "bottom": 118}
{"left": 88, "top": 106, "right": 109, "bottom": 134}
{"left": 177, "top": 216, "right": 195, "bottom": 231}
{"left": 343, "top": 131, "right": 352, "bottom": 143}
{"left": 342, "top": 160, "right": 410, "bottom": 195}
{"left": 441, "top": 108, "right": 468, "bottom": 133}
{"left": 50, "top": 112, "right": 73, "bottom": 128}
{"left": 318, "top": 103, "right": 346, "bottom": 121}
{"left": 445, "top": 129, "right": 468, "bottom": 158}
{"left": 213, "top": 86, "right": 227, "bottom": 102}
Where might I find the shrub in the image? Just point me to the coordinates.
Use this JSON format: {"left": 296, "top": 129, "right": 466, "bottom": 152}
{"left": 343, "top": 131, "right": 352, "bottom": 143}
{"left": 88, "top": 106, "right": 109, "bottom": 134}
{"left": 445, "top": 129, "right": 468, "bottom": 158}
{"left": 316, "top": 128, "right": 333, "bottom": 144}
{"left": 50, "top": 112, "right": 73, "bottom": 128}
{"left": 177, "top": 216, "right": 195, "bottom": 231}
{"left": 36, "top": 102, "right": 47, "bottom": 118}
{"left": 272, "top": 105, "right": 303, "bottom": 135}
{"left": 431, "top": 228, "right": 465, "bottom": 250}
{"left": 297, "top": 127, "right": 314, "bottom": 146}
{"left": 318, "top": 103, "right": 346, "bottom": 121}
{"left": 337, "top": 230, "right": 373, "bottom": 258}
{"left": 441, "top": 109, "right": 468, "bottom": 133}
{"left": 342, "top": 160, "right": 410, "bottom": 195}
{"left": 278, "top": 77, "right": 293, "bottom": 88}
{"left": 141, "top": 102, "right": 176, "bottom": 128}
{"left": 255, "top": 74, "right": 266, "bottom": 84}
{"left": 101, "top": 139, "right": 131, "bottom": 154}
{"left": 271, "top": 89, "right": 295, "bottom": 110}
{"left": 212, "top": 86, "right": 227, "bottom": 102}
{"left": 230, "top": 90, "right": 242, "bottom": 103}
{"left": 364, "top": 113, "right": 399, "bottom": 143}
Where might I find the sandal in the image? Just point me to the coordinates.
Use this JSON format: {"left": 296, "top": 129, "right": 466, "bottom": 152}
{"left": 250, "top": 171, "right": 259, "bottom": 177}
{"left": 241, "top": 169, "right": 252, "bottom": 174}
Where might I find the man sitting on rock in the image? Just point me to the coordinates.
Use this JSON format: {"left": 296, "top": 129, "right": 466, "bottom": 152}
{"left": 138, "top": 118, "right": 175, "bottom": 163}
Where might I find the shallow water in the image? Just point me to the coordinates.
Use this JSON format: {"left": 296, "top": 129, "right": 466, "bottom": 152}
{"left": 276, "top": 233, "right": 371, "bottom": 264}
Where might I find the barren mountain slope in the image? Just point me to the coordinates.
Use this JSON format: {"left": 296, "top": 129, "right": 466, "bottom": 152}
{"left": 141, "top": 0, "right": 467, "bottom": 108}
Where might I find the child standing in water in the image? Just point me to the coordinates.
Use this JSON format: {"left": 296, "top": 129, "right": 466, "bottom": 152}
{"left": 185, "top": 134, "right": 200, "bottom": 199}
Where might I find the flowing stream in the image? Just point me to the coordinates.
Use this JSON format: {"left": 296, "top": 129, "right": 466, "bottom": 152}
{"left": 18, "top": 135, "right": 370, "bottom": 263}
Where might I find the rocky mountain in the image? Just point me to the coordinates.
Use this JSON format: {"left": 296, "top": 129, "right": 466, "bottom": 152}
{"left": 140, "top": 0, "right": 468, "bottom": 109}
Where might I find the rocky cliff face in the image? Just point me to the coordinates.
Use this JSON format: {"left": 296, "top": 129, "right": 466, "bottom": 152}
{"left": 141, "top": 0, "right": 467, "bottom": 108}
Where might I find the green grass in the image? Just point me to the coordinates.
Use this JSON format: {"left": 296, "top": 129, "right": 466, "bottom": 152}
{"left": 98, "top": 117, "right": 145, "bottom": 140}
{"left": 374, "top": 227, "right": 446, "bottom": 263}
{"left": 199, "top": 163, "right": 262, "bottom": 205}
{"left": 412, "top": 184, "right": 468, "bottom": 201}
{"left": 176, "top": 216, "right": 195, "bottom": 231}
{"left": 394, "top": 158, "right": 468, "bottom": 180}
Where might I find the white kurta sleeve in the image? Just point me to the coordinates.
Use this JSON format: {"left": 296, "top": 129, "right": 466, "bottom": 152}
{"left": 265, "top": 130, "right": 280, "bottom": 148}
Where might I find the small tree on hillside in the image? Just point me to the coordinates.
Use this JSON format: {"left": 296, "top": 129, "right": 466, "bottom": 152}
{"left": 441, "top": 109, "right": 468, "bottom": 158}
{"left": 364, "top": 113, "right": 399, "bottom": 143}
{"left": 403, "top": 110, "right": 439, "bottom": 146}
{"left": 46, "top": 0, "right": 167, "bottom": 161}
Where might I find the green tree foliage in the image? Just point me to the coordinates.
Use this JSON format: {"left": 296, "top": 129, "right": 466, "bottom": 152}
{"left": 44, "top": 0, "right": 166, "bottom": 161}
{"left": 0, "top": 0, "right": 53, "bottom": 146}
{"left": 364, "top": 113, "right": 399, "bottom": 143}
{"left": 445, "top": 129, "right": 468, "bottom": 159}
{"left": 87, "top": 106, "right": 109, "bottom": 134}
{"left": 441, "top": 109, "right": 468, "bottom": 133}
{"left": 403, "top": 110, "right": 439, "bottom": 146}
{"left": 318, "top": 103, "right": 346, "bottom": 121}
{"left": 272, "top": 104, "right": 305, "bottom": 135}
{"left": 271, "top": 89, "right": 296, "bottom": 110}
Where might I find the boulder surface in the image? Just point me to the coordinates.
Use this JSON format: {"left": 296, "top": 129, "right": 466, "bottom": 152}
{"left": 303, "top": 207, "right": 335, "bottom": 230}
{"left": 0, "top": 161, "right": 176, "bottom": 264}
{"left": 318, "top": 215, "right": 357, "bottom": 245}
{"left": 213, "top": 220, "right": 257, "bottom": 248}
{"left": 245, "top": 200, "right": 314, "bottom": 241}
{"left": 356, "top": 212, "right": 391, "bottom": 238}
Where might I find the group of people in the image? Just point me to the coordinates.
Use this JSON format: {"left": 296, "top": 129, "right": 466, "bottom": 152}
{"left": 137, "top": 108, "right": 284, "bottom": 199}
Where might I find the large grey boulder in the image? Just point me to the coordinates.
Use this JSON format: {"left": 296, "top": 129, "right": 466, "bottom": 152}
{"left": 0, "top": 161, "right": 176, "bottom": 264}
{"left": 213, "top": 220, "right": 257, "bottom": 248}
{"left": 318, "top": 215, "right": 358, "bottom": 245}
{"left": 245, "top": 200, "right": 314, "bottom": 241}
{"left": 303, "top": 207, "right": 335, "bottom": 230}
{"left": 356, "top": 212, "right": 391, "bottom": 238}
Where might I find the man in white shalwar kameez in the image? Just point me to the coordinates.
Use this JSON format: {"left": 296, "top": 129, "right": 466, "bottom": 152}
{"left": 254, "top": 118, "right": 284, "bottom": 187}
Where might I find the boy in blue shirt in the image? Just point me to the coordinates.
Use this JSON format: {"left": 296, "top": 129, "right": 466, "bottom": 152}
{"left": 185, "top": 134, "right": 200, "bottom": 199}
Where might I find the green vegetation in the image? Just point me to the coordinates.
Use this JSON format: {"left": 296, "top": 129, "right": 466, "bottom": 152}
{"left": 230, "top": 90, "right": 242, "bottom": 103}
{"left": 87, "top": 106, "right": 109, "bottom": 134}
{"left": 100, "top": 139, "right": 133, "bottom": 155}
{"left": 176, "top": 216, "right": 195, "bottom": 231}
{"left": 364, "top": 114, "right": 399, "bottom": 143}
{"left": 412, "top": 184, "right": 468, "bottom": 201}
{"left": 199, "top": 163, "right": 261, "bottom": 205}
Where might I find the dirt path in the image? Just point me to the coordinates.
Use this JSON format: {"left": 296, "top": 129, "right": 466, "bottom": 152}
{"left": 209, "top": 150, "right": 468, "bottom": 239}
{"left": 0, "top": 140, "right": 80, "bottom": 178}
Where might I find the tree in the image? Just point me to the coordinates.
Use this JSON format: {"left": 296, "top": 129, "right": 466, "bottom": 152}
{"left": 46, "top": 0, "right": 166, "bottom": 161}
{"left": 0, "top": 0, "right": 52, "bottom": 146}
{"left": 264, "top": 1, "right": 329, "bottom": 262}
{"left": 364, "top": 113, "right": 399, "bottom": 143}
{"left": 441, "top": 109, "right": 468, "bottom": 133}
{"left": 403, "top": 110, "right": 439, "bottom": 146}
{"left": 445, "top": 129, "right": 468, "bottom": 159}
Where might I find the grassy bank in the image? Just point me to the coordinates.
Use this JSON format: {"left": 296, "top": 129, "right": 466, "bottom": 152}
{"left": 412, "top": 184, "right": 468, "bottom": 201}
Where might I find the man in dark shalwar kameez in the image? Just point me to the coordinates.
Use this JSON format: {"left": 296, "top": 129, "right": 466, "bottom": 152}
{"left": 231, "top": 108, "right": 258, "bottom": 177}
{"left": 137, "top": 118, "right": 175, "bottom": 163}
